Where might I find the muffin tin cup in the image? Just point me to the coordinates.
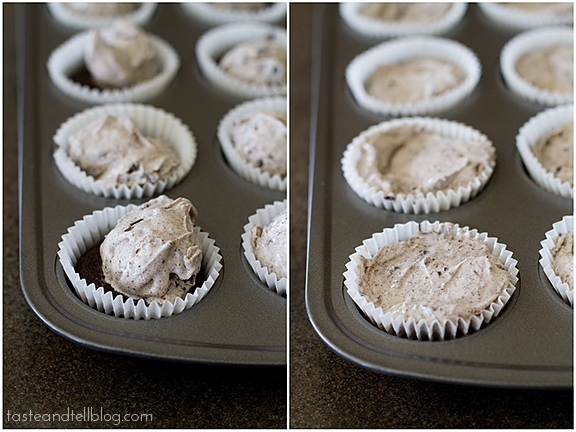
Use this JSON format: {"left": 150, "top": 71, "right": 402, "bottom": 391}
{"left": 345, "top": 36, "right": 481, "bottom": 116}
{"left": 241, "top": 199, "right": 287, "bottom": 296}
{"left": 478, "top": 3, "right": 573, "bottom": 31}
{"left": 539, "top": 215, "right": 574, "bottom": 307}
{"left": 516, "top": 104, "right": 573, "bottom": 199}
{"left": 47, "top": 3, "right": 158, "bottom": 30}
{"left": 500, "top": 27, "right": 573, "bottom": 107}
{"left": 195, "top": 22, "right": 287, "bottom": 99}
{"left": 217, "top": 97, "right": 287, "bottom": 191}
{"left": 341, "top": 117, "right": 495, "bottom": 214}
{"left": 344, "top": 221, "right": 519, "bottom": 341}
{"left": 57, "top": 203, "right": 223, "bottom": 320}
{"left": 180, "top": 2, "right": 287, "bottom": 26}
{"left": 53, "top": 103, "right": 197, "bottom": 199}
{"left": 339, "top": 3, "right": 467, "bottom": 39}
{"left": 46, "top": 30, "right": 180, "bottom": 104}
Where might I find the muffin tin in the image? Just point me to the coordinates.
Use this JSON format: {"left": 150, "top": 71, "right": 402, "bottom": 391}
{"left": 18, "top": 4, "right": 286, "bottom": 366}
{"left": 306, "top": 4, "right": 572, "bottom": 388}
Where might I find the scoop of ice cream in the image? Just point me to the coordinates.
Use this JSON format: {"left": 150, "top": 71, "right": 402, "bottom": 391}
{"left": 64, "top": 3, "right": 139, "bottom": 17}
{"left": 84, "top": 19, "right": 160, "bottom": 88}
{"left": 515, "top": 44, "right": 573, "bottom": 94}
{"left": 209, "top": 3, "right": 271, "bottom": 11}
{"left": 356, "top": 124, "right": 495, "bottom": 197}
{"left": 365, "top": 58, "right": 466, "bottom": 104}
{"left": 531, "top": 122, "right": 573, "bottom": 186}
{"left": 67, "top": 115, "right": 180, "bottom": 187}
{"left": 503, "top": 3, "right": 573, "bottom": 15}
{"left": 550, "top": 230, "right": 574, "bottom": 290}
{"left": 360, "top": 3, "right": 451, "bottom": 23}
{"left": 100, "top": 195, "right": 203, "bottom": 305}
{"left": 251, "top": 208, "right": 287, "bottom": 280}
{"left": 355, "top": 223, "right": 511, "bottom": 324}
{"left": 219, "top": 39, "right": 286, "bottom": 85}
{"left": 230, "top": 110, "right": 287, "bottom": 176}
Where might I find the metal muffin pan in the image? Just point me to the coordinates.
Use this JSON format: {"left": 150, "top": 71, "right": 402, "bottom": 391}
{"left": 306, "top": 4, "right": 572, "bottom": 388}
{"left": 18, "top": 4, "right": 286, "bottom": 366}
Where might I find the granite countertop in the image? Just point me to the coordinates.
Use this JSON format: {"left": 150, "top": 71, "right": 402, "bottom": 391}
{"left": 288, "top": 4, "right": 573, "bottom": 429}
{"left": 3, "top": 4, "right": 285, "bottom": 429}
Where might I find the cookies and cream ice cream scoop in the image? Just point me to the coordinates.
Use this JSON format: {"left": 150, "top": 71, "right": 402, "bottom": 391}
{"left": 219, "top": 39, "right": 286, "bottom": 86}
{"left": 230, "top": 110, "right": 287, "bottom": 177}
{"left": 66, "top": 114, "right": 180, "bottom": 188}
{"left": 251, "top": 208, "right": 287, "bottom": 280}
{"left": 85, "top": 19, "right": 160, "bottom": 88}
{"left": 100, "top": 195, "right": 203, "bottom": 305}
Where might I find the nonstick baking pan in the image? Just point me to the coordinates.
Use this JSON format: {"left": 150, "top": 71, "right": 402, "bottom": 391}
{"left": 18, "top": 4, "right": 286, "bottom": 366}
{"left": 306, "top": 4, "right": 572, "bottom": 388}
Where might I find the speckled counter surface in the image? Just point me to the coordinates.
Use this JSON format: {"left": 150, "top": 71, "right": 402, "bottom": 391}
{"left": 288, "top": 3, "right": 573, "bottom": 429}
{"left": 3, "top": 3, "right": 286, "bottom": 428}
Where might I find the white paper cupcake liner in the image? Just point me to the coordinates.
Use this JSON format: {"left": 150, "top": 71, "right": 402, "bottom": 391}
{"left": 57, "top": 203, "right": 223, "bottom": 320}
{"left": 478, "top": 3, "right": 573, "bottom": 31}
{"left": 46, "top": 30, "right": 180, "bottom": 105}
{"left": 516, "top": 104, "right": 573, "bottom": 199}
{"left": 339, "top": 3, "right": 467, "bottom": 39}
{"left": 53, "top": 103, "right": 197, "bottom": 199}
{"left": 196, "top": 23, "right": 287, "bottom": 99}
{"left": 241, "top": 199, "right": 287, "bottom": 296}
{"left": 344, "top": 221, "right": 518, "bottom": 340}
{"left": 47, "top": 3, "right": 158, "bottom": 30}
{"left": 345, "top": 36, "right": 481, "bottom": 116}
{"left": 180, "top": 2, "right": 287, "bottom": 26}
{"left": 341, "top": 117, "right": 496, "bottom": 214}
{"left": 500, "top": 27, "right": 573, "bottom": 106}
{"left": 217, "top": 97, "right": 287, "bottom": 191}
{"left": 539, "top": 215, "right": 574, "bottom": 306}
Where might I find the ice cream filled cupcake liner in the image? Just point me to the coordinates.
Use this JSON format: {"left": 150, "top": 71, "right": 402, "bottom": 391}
{"left": 47, "top": 3, "right": 158, "bottom": 30}
{"left": 53, "top": 103, "right": 197, "bottom": 199}
{"left": 516, "top": 104, "right": 573, "bottom": 199}
{"left": 217, "top": 97, "right": 287, "bottom": 191}
{"left": 241, "top": 199, "right": 287, "bottom": 296}
{"left": 478, "top": 3, "right": 573, "bottom": 31}
{"left": 46, "top": 30, "right": 180, "bottom": 104}
{"left": 57, "top": 203, "right": 223, "bottom": 320}
{"left": 196, "top": 22, "right": 287, "bottom": 99}
{"left": 341, "top": 117, "right": 496, "bottom": 214}
{"left": 339, "top": 3, "right": 467, "bottom": 39}
{"left": 181, "top": 2, "right": 287, "bottom": 26}
{"left": 344, "top": 220, "right": 518, "bottom": 341}
{"left": 345, "top": 36, "right": 481, "bottom": 116}
{"left": 539, "top": 215, "right": 574, "bottom": 306}
{"left": 500, "top": 27, "right": 573, "bottom": 106}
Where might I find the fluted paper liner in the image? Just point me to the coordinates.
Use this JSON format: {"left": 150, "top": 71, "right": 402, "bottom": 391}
{"left": 47, "top": 3, "right": 157, "bottom": 30}
{"left": 217, "top": 97, "right": 287, "bottom": 191}
{"left": 47, "top": 30, "right": 180, "bottom": 104}
{"left": 241, "top": 200, "right": 287, "bottom": 295}
{"left": 346, "top": 36, "right": 481, "bottom": 116}
{"left": 344, "top": 221, "right": 518, "bottom": 340}
{"left": 57, "top": 203, "right": 223, "bottom": 320}
{"left": 53, "top": 103, "right": 197, "bottom": 199}
{"left": 516, "top": 104, "right": 573, "bottom": 199}
{"left": 341, "top": 117, "right": 496, "bottom": 214}
{"left": 196, "top": 23, "right": 287, "bottom": 99}
{"left": 478, "top": 3, "right": 573, "bottom": 31}
{"left": 181, "top": 3, "right": 286, "bottom": 26}
{"left": 539, "top": 215, "right": 574, "bottom": 306}
{"left": 500, "top": 27, "right": 573, "bottom": 106}
{"left": 339, "top": 3, "right": 467, "bottom": 38}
